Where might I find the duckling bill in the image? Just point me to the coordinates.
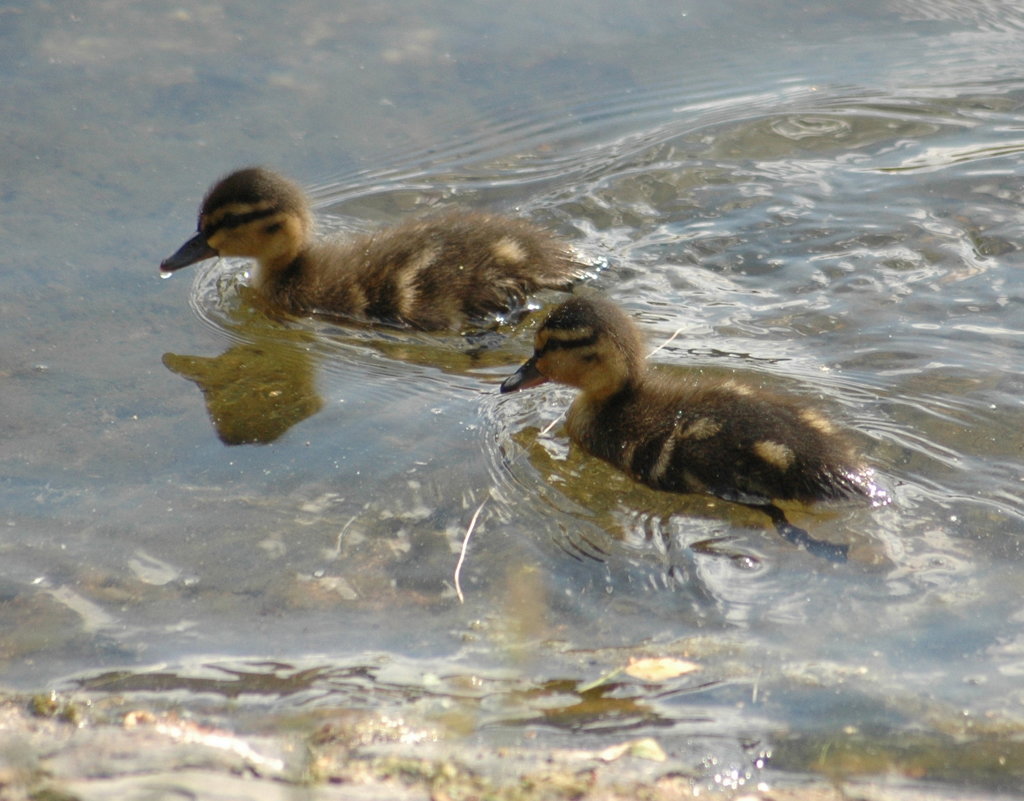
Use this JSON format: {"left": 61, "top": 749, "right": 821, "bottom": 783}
{"left": 501, "top": 297, "right": 890, "bottom": 561}
{"left": 161, "top": 167, "right": 583, "bottom": 330}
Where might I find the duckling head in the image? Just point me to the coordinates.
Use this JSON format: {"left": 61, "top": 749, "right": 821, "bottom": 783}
{"left": 501, "top": 297, "right": 646, "bottom": 398}
{"left": 160, "top": 167, "right": 313, "bottom": 281}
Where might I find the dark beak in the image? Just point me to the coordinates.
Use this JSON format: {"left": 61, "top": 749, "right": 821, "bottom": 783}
{"left": 160, "top": 233, "right": 217, "bottom": 274}
{"left": 500, "top": 356, "right": 549, "bottom": 393}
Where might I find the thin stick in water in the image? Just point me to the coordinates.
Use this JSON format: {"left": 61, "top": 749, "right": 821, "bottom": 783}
{"left": 648, "top": 326, "right": 684, "bottom": 357}
{"left": 454, "top": 496, "right": 489, "bottom": 603}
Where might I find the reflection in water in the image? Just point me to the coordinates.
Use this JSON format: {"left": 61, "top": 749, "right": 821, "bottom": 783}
{"left": 163, "top": 339, "right": 323, "bottom": 445}
{"left": 489, "top": 395, "right": 885, "bottom": 571}
{"left": 166, "top": 255, "right": 575, "bottom": 446}
{"left": 163, "top": 260, "right": 332, "bottom": 444}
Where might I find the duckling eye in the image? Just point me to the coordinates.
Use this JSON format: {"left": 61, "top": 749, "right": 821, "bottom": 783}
{"left": 264, "top": 222, "right": 283, "bottom": 234}
{"left": 581, "top": 353, "right": 600, "bottom": 364}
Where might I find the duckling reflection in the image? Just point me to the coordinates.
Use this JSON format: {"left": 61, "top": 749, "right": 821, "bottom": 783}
{"left": 163, "top": 337, "right": 321, "bottom": 445}
{"left": 161, "top": 167, "right": 584, "bottom": 330}
{"left": 501, "top": 297, "right": 891, "bottom": 561}
{"left": 503, "top": 422, "right": 785, "bottom": 569}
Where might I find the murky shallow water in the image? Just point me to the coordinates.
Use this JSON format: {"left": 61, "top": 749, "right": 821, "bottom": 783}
{"left": 3, "top": 0, "right": 1024, "bottom": 795}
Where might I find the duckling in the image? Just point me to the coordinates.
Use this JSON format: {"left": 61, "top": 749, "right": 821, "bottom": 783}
{"left": 160, "top": 167, "right": 583, "bottom": 330}
{"left": 500, "top": 297, "right": 890, "bottom": 560}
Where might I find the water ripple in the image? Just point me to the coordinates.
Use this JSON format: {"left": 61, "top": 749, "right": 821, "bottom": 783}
{"left": 178, "top": 50, "right": 1024, "bottom": 640}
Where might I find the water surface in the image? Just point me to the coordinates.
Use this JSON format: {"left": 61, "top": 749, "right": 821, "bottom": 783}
{"left": 3, "top": 0, "right": 1024, "bottom": 795}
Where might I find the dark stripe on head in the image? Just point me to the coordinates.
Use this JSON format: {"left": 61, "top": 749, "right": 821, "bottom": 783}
{"left": 204, "top": 206, "right": 278, "bottom": 236}
{"left": 536, "top": 330, "right": 599, "bottom": 355}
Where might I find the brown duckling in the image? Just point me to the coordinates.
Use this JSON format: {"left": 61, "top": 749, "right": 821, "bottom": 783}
{"left": 161, "top": 167, "right": 583, "bottom": 330}
{"left": 501, "top": 297, "right": 890, "bottom": 560}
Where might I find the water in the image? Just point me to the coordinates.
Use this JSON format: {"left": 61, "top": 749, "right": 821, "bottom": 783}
{"left": 3, "top": 0, "right": 1024, "bottom": 795}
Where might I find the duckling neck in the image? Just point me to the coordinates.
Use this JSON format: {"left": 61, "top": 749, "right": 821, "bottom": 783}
{"left": 572, "top": 373, "right": 642, "bottom": 420}
{"left": 579, "top": 360, "right": 645, "bottom": 403}
{"left": 252, "top": 243, "right": 366, "bottom": 319}
{"left": 253, "top": 252, "right": 295, "bottom": 289}
{"left": 566, "top": 379, "right": 640, "bottom": 454}
{"left": 252, "top": 249, "right": 310, "bottom": 305}
{"left": 250, "top": 214, "right": 313, "bottom": 295}
{"left": 593, "top": 374, "right": 640, "bottom": 403}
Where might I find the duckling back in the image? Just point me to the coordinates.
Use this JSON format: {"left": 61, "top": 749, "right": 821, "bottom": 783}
{"left": 161, "top": 167, "right": 582, "bottom": 331}
{"left": 571, "top": 373, "right": 882, "bottom": 506}
{"left": 293, "top": 212, "right": 580, "bottom": 330}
